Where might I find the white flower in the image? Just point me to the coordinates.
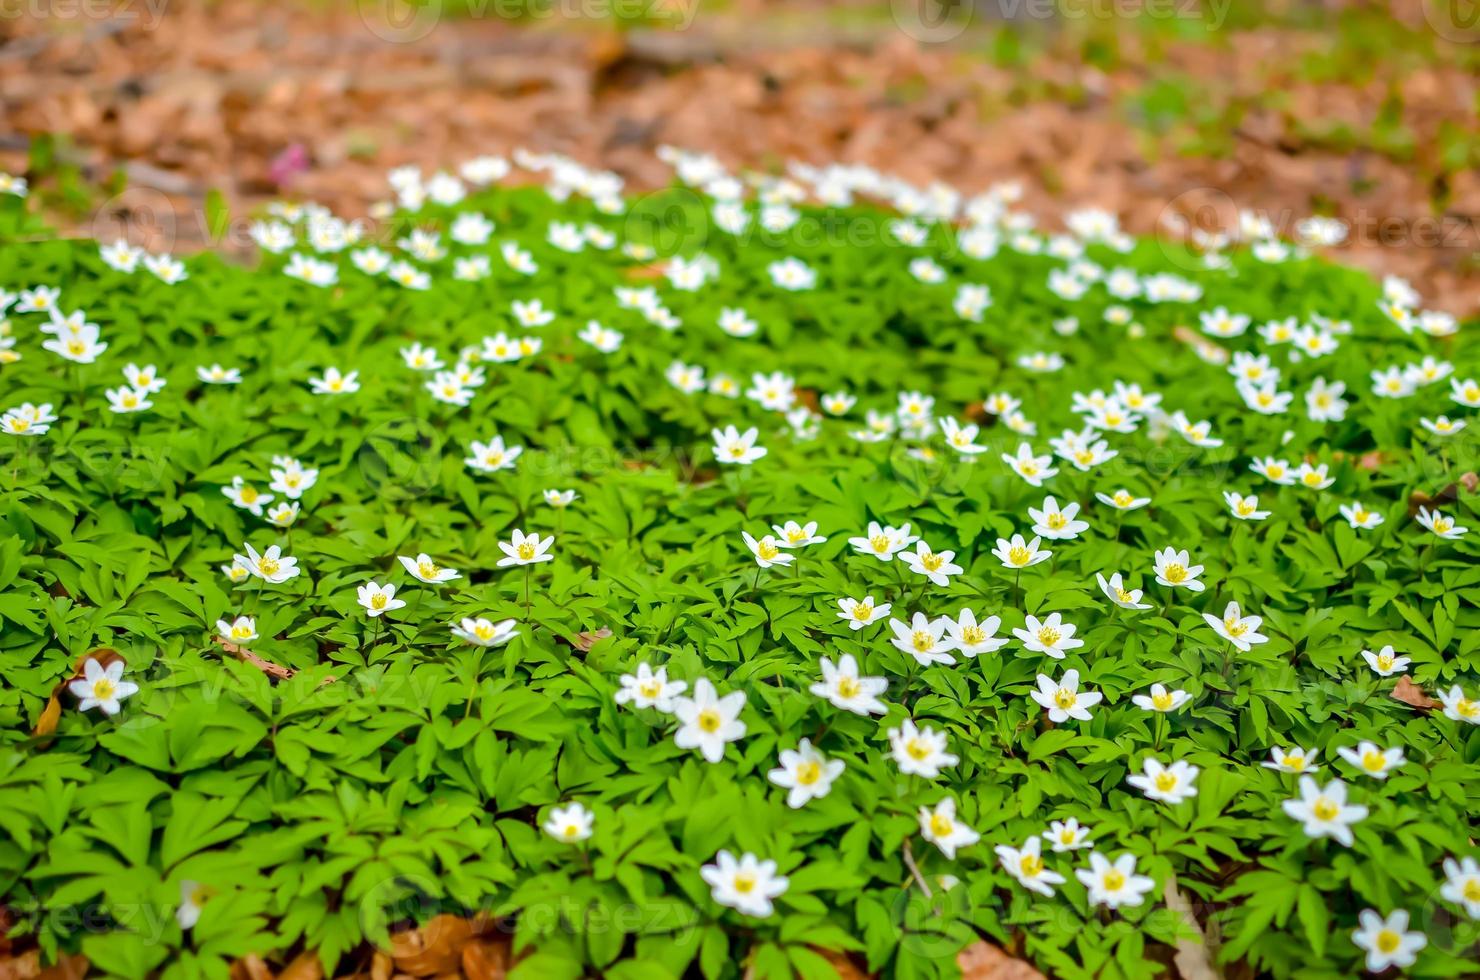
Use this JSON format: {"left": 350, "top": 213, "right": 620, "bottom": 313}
{"left": 176, "top": 880, "right": 204, "bottom": 930}
{"left": 123, "top": 363, "right": 166, "bottom": 394}
{"left": 919, "top": 798, "right": 980, "bottom": 859}
{"left": 1416, "top": 506, "right": 1467, "bottom": 539}
{"left": 543, "top": 803, "right": 594, "bottom": 843}
{"left": 1076, "top": 852, "right": 1155, "bottom": 909}
{"left": 357, "top": 581, "right": 405, "bottom": 618}
{"left": 810, "top": 655, "right": 887, "bottom": 715}
{"left": 1132, "top": 684, "right": 1190, "bottom": 713}
{"left": 1224, "top": 491, "right": 1269, "bottom": 521}
{"left": 837, "top": 595, "right": 890, "bottom": 631}
{"left": 1359, "top": 645, "right": 1409, "bottom": 677}
{"left": 771, "top": 520, "right": 825, "bottom": 548}
{"left": 234, "top": 543, "right": 299, "bottom": 584}
{"left": 1043, "top": 818, "right": 1093, "bottom": 853}
{"left": 465, "top": 435, "right": 523, "bottom": 473}
{"left": 993, "top": 533, "right": 1050, "bottom": 569}
{"left": 68, "top": 658, "right": 139, "bottom": 715}
{"left": 1305, "top": 377, "right": 1348, "bottom": 422}
{"left": 888, "top": 719, "right": 958, "bottom": 778}
{"left": 888, "top": 612, "right": 956, "bottom": 667}
{"left": 1441, "top": 857, "right": 1480, "bottom": 918}
{"left": 398, "top": 553, "right": 461, "bottom": 584}
{"left": 1096, "top": 572, "right": 1150, "bottom": 610}
{"left": 498, "top": 529, "right": 554, "bottom": 566}
{"left": 1339, "top": 501, "right": 1385, "bottom": 529}
{"left": 672, "top": 678, "right": 747, "bottom": 763}
{"left": 222, "top": 476, "right": 273, "bottom": 516}
{"left": 767, "top": 739, "right": 845, "bottom": 809}
{"left": 700, "top": 851, "right": 788, "bottom": 918}
{"left": 216, "top": 615, "right": 257, "bottom": 644}
{"left": 42, "top": 326, "right": 107, "bottom": 364}
{"left": 899, "top": 541, "right": 963, "bottom": 587}
{"left": 767, "top": 257, "right": 816, "bottom": 291}
{"left": 1203, "top": 601, "right": 1267, "bottom": 651}
{"left": 543, "top": 489, "right": 578, "bottom": 509}
{"left": 1002, "top": 442, "right": 1058, "bottom": 486}
{"left": 1096, "top": 488, "right": 1150, "bottom": 511}
{"left": 1282, "top": 776, "right": 1367, "bottom": 845}
{"left": 105, "top": 386, "right": 152, "bottom": 414}
{"left": 451, "top": 617, "right": 518, "bottom": 647}
{"left": 1437, "top": 686, "right": 1480, "bottom": 725}
{"left": 614, "top": 662, "right": 686, "bottom": 712}
{"left": 712, "top": 425, "right": 766, "bottom": 465}
{"left": 1450, "top": 377, "right": 1480, "bottom": 408}
{"left": 742, "top": 531, "right": 793, "bottom": 569}
{"left": 511, "top": 298, "right": 555, "bottom": 328}
{"left": 943, "top": 609, "right": 1007, "bottom": 657}
{"left": 1127, "top": 757, "right": 1199, "bottom": 803}
{"left": 1293, "top": 462, "right": 1334, "bottom": 490}
{"left": 1030, "top": 670, "right": 1102, "bottom": 723}
{"left": 1421, "top": 415, "right": 1466, "bottom": 437}
{"left": 400, "top": 342, "right": 445, "bottom": 371}
{"left": 307, "top": 367, "right": 359, "bottom": 396}
{"left": 939, "top": 417, "right": 987, "bottom": 454}
{"left": 996, "top": 837, "right": 1065, "bottom": 896}
{"left": 848, "top": 522, "right": 918, "bottom": 561}
{"left": 1029, "top": 496, "right": 1088, "bottom": 540}
{"left": 1335, "top": 741, "right": 1405, "bottom": 780}
{"left": 197, "top": 363, "right": 243, "bottom": 385}
{"left": 1152, "top": 547, "right": 1204, "bottom": 591}
{"left": 1262, "top": 746, "right": 1320, "bottom": 774}
{"left": 1013, "top": 613, "right": 1083, "bottom": 659}
{"left": 1351, "top": 910, "right": 1426, "bottom": 973}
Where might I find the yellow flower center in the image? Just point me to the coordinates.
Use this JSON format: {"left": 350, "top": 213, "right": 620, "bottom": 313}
{"left": 517, "top": 542, "right": 537, "bottom": 560}
{"left": 419, "top": 561, "right": 438, "bottom": 578}
{"left": 1376, "top": 654, "right": 1393, "bottom": 670}
{"left": 1075, "top": 450, "right": 1095, "bottom": 465}
{"left": 698, "top": 710, "right": 722, "bottom": 733}
{"left": 795, "top": 761, "right": 822, "bottom": 786}
{"left": 906, "top": 738, "right": 931, "bottom": 761}
{"left": 1008, "top": 545, "right": 1030, "bottom": 565}
{"left": 1464, "top": 880, "right": 1480, "bottom": 902}
{"left": 1019, "top": 854, "right": 1043, "bottom": 877}
{"left": 239, "top": 487, "right": 258, "bottom": 503}
{"left": 1102, "top": 870, "right": 1125, "bottom": 891}
{"left": 1047, "top": 514, "right": 1066, "bottom": 529}
{"left": 9, "top": 419, "right": 28, "bottom": 432}
{"left": 67, "top": 340, "right": 85, "bottom": 355}
{"left": 1285, "top": 754, "right": 1305, "bottom": 770}
{"left": 1152, "top": 692, "right": 1173, "bottom": 710}
{"left": 929, "top": 813, "right": 954, "bottom": 837}
{"left": 1116, "top": 588, "right": 1134, "bottom": 603}
{"left": 1037, "top": 627, "right": 1060, "bottom": 647}
{"left": 1361, "top": 751, "right": 1386, "bottom": 772}
{"left": 733, "top": 873, "right": 756, "bottom": 894}
{"left": 1457, "top": 699, "right": 1477, "bottom": 718}
{"left": 852, "top": 603, "right": 873, "bottom": 621}
{"left": 961, "top": 625, "right": 984, "bottom": 645}
{"left": 371, "top": 594, "right": 388, "bottom": 610}
{"left": 259, "top": 557, "right": 280, "bottom": 576}
{"left": 729, "top": 446, "right": 746, "bottom": 458}
{"left": 1354, "top": 508, "right": 1370, "bottom": 522}
{"left": 1236, "top": 501, "right": 1255, "bottom": 516}
{"left": 484, "top": 452, "right": 504, "bottom": 467}
{"left": 639, "top": 679, "right": 661, "bottom": 698}
{"left": 1163, "top": 564, "right": 1186, "bottom": 583}
{"left": 474, "top": 623, "right": 494, "bottom": 640}
{"left": 869, "top": 535, "right": 890, "bottom": 553}
{"left": 1376, "top": 931, "right": 1401, "bottom": 954}
{"left": 1114, "top": 492, "right": 1132, "bottom": 506}
{"left": 231, "top": 625, "right": 252, "bottom": 640}
{"left": 1224, "top": 618, "right": 1248, "bottom": 637}
{"left": 93, "top": 678, "right": 116, "bottom": 700}
{"left": 1060, "top": 830, "right": 1077, "bottom": 845}
{"left": 563, "top": 824, "right": 579, "bottom": 838}
{"left": 837, "top": 677, "right": 861, "bottom": 699}
{"left": 756, "top": 541, "right": 779, "bottom": 560}
{"left": 922, "top": 553, "right": 943, "bottom": 572}
{"left": 1154, "top": 772, "right": 1178, "bottom": 793}
{"left": 1434, "top": 518, "right": 1453, "bottom": 533}
{"left": 1019, "top": 462, "right": 1039, "bottom": 477}
{"left": 1312, "top": 797, "right": 1339, "bottom": 821}
{"left": 1054, "top": 689, "right": 1076, "bottom": 710}
{"left": 911, "top": 631, "right": 934, "bottom": 652}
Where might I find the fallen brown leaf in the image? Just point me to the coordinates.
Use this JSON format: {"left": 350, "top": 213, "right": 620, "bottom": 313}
{"left": 570, "top": 629, "right": 612, "bottom": 653}
{"left": 277, "top": 952, "right": 322, "bottom": 980}
{"left": 956, "top": 940, "right": 1044, "bottom": 980}
{"left": 0, "top": 951, "right": 88, "bottom": 980}
{"left": 1163, "top": 878, "right": 1222, "bottom": 980}
{"left": 1391, "top": 676, "right": 1440, "bottom": 710}
{"left": 389, "top": 915, "right": 477, "bottom": 976}
{"left": 459, "top": 939, "right": 508, "bottom": 980}
{"left": 216, "top": 638, "right": 296, "bottom": 680}
{"left": 229, "top": 953, "right": 273, "bottom": 980}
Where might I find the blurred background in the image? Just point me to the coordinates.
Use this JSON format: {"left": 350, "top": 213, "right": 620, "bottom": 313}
{"left": 2, "top": 0, "right": 1477, "bottom": 312}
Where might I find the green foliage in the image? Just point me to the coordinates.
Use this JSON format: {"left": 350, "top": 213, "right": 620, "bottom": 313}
{"left": 0, "top": 182, "right": 1477, "bottom": 980}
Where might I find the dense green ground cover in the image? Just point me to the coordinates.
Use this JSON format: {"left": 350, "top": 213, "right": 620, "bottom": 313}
{"left": 0, "top": 162, "right": 1476, "bottom": 979}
